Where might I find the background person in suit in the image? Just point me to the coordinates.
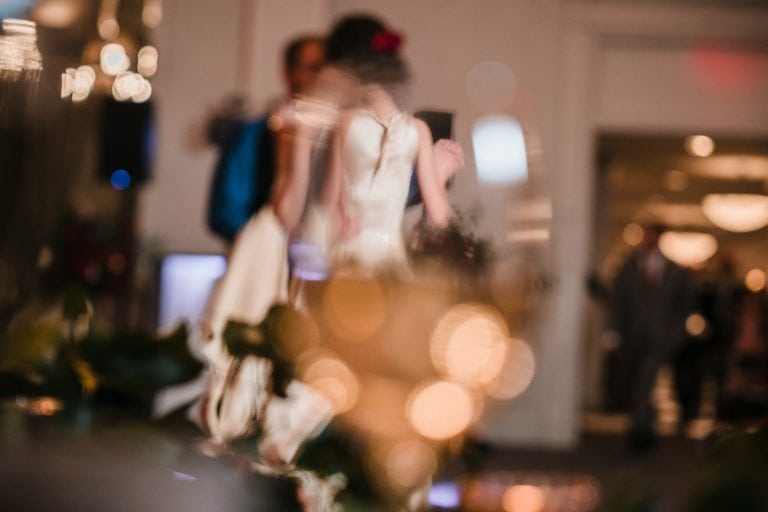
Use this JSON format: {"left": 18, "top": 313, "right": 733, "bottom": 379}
{"left": 608, "top": 223, "right": 695, "bottom": 451}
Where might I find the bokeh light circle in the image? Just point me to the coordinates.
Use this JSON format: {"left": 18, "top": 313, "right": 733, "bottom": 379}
{"left": 502, "top": 484, "right": 546, "bottom": 512}
{"left": 745, "top": 268, "right": 766, "bottom": 292}
{"left": 299, "top": 350, "right": 360, "bottom": 414}
{"left": 322, "top": 275, "right": 387, "bottom": 341}
{"left": 100, "top": 43, "right": 129, "bottom": 76}
{"left": 486, "top": 337, "right": 536, "bottom": 400}
{"left": 430, "top": 303, "right": 509, "bottom": 387}
{"left": 110, "top": 169, "right": 131, "bottom": 190}
{"left": 466, "top": 60, "right": 517, "bottom": 112}
{"left": 383, "top": 439, "right": 438, "bottom": 490}
{"left": 407, "top": 380, "right": 475, "bottom": 440}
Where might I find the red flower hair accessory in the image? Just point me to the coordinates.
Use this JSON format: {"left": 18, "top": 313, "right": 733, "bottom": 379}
{"left": 372, "top": 30, "right": 403, "bottom": 54}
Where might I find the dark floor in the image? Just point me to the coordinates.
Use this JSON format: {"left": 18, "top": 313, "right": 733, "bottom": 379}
{"left": 2, "top": 403, "right": 766, "bottom": 512}
{"left": 473, "top": 432, "right": 701, "bottom": 511}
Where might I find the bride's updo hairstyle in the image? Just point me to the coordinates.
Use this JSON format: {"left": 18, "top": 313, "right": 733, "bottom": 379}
{"left": 325, "top": 14, "right": 410, "bottom": 87}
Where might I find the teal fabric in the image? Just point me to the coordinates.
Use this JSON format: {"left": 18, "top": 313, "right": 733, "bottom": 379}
{"left": 207, "top": 118, "right": 272, "bottom": 242}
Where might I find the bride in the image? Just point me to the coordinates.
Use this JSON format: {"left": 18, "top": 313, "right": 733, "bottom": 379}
{"left": 282, "top": 16, "right": 456, "bottom": 277}
{"left": 196, "top": 12, "right": 462, "bottom": 511}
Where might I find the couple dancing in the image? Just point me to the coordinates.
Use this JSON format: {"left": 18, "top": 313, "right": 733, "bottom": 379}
{"left": 198, "top": 13, "right": 464, "bottom": 507}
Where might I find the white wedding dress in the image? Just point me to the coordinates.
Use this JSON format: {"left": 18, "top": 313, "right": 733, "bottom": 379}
{"left": 330, "top": 109, "right": 419, "bottom": 272}
{"left": 181, "top": 107, "right": 422, "bottom": 512}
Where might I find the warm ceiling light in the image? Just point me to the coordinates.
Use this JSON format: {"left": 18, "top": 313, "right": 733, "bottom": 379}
{"left": 745, "top": 269, "right": 766, "bottom": 292}
{"left": 98, "top": 18, "right": 120, "bottom": 40}
{"left": 658, "top": 231, "right": 718, "bottom": 267}
{"left": 701, "top": 193, "right": 768, "bottom": 233}
{"left": 685, "top": 135, "right": 715, "bottom": 157}
{"left": 622, "top": 223, "right": 644, "bottom": 246}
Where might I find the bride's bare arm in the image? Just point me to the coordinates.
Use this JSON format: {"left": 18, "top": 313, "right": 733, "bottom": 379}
{"left": 272, "top": 124, "right": 313, "bottom": 232}
{"left": 415, "top": 119, "right": 453, "bottom": 228}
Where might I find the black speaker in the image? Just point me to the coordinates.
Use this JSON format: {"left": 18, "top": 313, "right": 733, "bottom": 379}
{"left": 100, "top": 98, "right": 154, "bottom": 186}
{"left": 414, "top": 109, "right": 454, "bottom": 141}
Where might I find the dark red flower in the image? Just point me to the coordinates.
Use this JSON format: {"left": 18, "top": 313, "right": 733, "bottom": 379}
{"left": 372, "top": 30, "right": 403, "bottom": 54}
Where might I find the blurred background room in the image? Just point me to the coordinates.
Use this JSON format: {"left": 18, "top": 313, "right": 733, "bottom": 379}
{"left": 1, "top": 0, "right": 768, "bottom": 511}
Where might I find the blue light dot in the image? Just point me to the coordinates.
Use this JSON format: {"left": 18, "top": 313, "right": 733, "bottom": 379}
{"left": 111, "top": 169, "right": 131, "bottom": 190}
{"left": 428, "top": 481, "right": 461, "bottom": 509}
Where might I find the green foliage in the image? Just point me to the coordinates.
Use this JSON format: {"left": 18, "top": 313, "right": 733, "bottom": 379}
{"left": 80, "top": 323, "right": 203, "bottom": 403}
{"left": 61, "top": 285, "right": 90, "bottom": 320}
{"left": 1, "top": 287, "right": 205, "bottom": 418}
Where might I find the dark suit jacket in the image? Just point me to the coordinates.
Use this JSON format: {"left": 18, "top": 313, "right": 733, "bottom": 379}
{"left": 610, "top": 249, "right": 694, "bottom": 355}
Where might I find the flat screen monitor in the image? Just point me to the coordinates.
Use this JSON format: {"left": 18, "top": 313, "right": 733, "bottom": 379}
{"left": 157, "top": 253, "right": 226, "bottom": 331}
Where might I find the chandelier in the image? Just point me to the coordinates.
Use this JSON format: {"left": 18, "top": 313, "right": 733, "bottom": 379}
{"left": 701, "top": 193, "right": 768, "bottom": 233}
{"left": 658, "top": 231, "right": 718, "bottom": 267}
{"left": 60, "top": 0, "right": 161, "bottom": 103}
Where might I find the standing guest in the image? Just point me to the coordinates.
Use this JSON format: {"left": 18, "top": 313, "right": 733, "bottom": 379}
{"left": 608, "top": 223, "right": 694, "bottom": 451}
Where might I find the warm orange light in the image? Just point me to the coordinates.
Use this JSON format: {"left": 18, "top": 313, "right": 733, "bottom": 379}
{"left": 299, "top": 351, "right": 359, "bottom": 414}
{"left": 685, "top": 313, "right": 707, "bottom": 337}
{"left": 407, "top": 380, "right": 474, "bottom": 440}
{"left": 622, "top": 223, "right": 644, "bottom": 246}
{"left": 486, "top": 337, "right": 536, "bottom": 400}
{"left": 346, "top": 376, "right": 411, "bottom": 437}
{"left": 685, "top": 135, "right": 715, "bottom": 157}
{"left": 322, "top": 276, "right": 387, "bottom": 341}
{"left": 383, "top": 439, "right": 438, "bottom": 490}
{"left": 27, "top": 397, "right": 63, "bottom": 416}
{"left": 745, "top": 268, "right": 766, "bottom": 292}
{"left": 502, "top": 484, "right": 546, "bottom": 512}
{"left": 430, "top": 303, "right": 509, "bottom": 387}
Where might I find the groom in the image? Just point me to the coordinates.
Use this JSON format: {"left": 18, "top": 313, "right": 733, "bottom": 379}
{"left": 207, "top": 34, "right": 462, "bottom": 245}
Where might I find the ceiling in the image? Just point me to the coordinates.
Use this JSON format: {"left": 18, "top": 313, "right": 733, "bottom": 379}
{"left": 594, "top": 132, "right": 768, "bottom": 276}
{"left": 598, "top": 133, "right": 768, "bottom": 231}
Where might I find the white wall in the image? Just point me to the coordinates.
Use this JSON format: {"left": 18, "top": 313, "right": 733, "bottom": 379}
{"left": 138, "top": 0, "right": 768, "bottom": 447}
{"left": 139, "top": 0, "right": 329, "bottom": 253}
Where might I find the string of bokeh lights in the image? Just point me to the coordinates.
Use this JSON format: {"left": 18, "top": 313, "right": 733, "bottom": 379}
{"left": 61, "top": 0, "right": 160, "bottom": 104}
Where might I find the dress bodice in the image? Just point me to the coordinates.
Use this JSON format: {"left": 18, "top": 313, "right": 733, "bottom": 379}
{"left": 333, "top": 109, "right": 419, "bottom": 271}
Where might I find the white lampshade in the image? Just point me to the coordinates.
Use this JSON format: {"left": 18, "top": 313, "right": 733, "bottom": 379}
{"left": 659, "top": 231, "right": 718, "bottom": 267}
{"left": 701, "top": 194, "right": 768, "bottom": 233}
